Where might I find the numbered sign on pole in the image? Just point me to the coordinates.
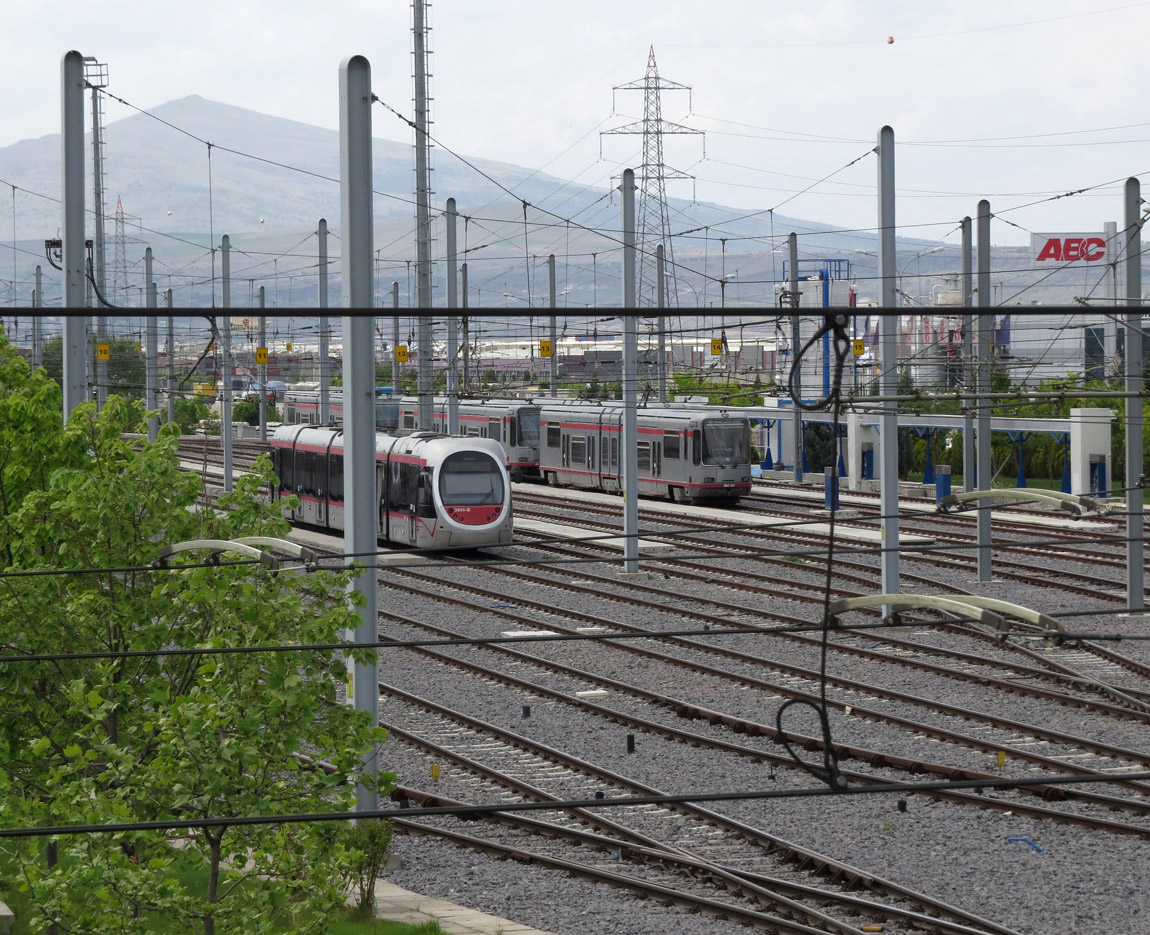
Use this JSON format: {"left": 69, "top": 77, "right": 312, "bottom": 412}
{"left": 256, "top": 347, "right": 268, "bottom": 365}
{"left": 539, "top": 339, "right": 552, "bottom": 358}
{"left": 710, "top": 338, "right": 723, "bottom": 356}
{"left": 853, "top": 338, "right": 865, "bottom": 357}
{"left": 396, "top": 345, "right": 409, "bottom": 363}
{"left": 96, "top": 343, "right": 110, "bottom": 362}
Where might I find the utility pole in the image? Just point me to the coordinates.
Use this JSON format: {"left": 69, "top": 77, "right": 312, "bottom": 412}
{"left": 258, "top": 288, "right": 267, "bottom": 442}
{"left": 1124, "top": 178, "right": 1144, "bottom": 613}
{"left": 62, "top": 51, "right": 86, "bottom": 422}
{"left": 961, "top": 216, "right": 974, "bottom": 499}
{"left": 446, "top": 198, "right": 459, "bottom": 432}
{"left": 413, "top": 0, "right": 434, "bottom": 428}
{"left": 548, "top": 253, "right": 558, "bottom": 396}
{"left": 318, "top": 218, "right": 330, "bottom": 423}
{"left": 32, "top": 266, "right": 42, "bottom": 368}
{"left": 877, "top": 126, "right": 900, "bottom": 600}
{"left": 220, "top": 234, "right": 233, "bottom": 493}
{"left": 622, "top": 169, "right": 639, "bottom": 574}
{"left": 461, "top": 263, "right": 470, "bottom": 394}
{"left": 145, "top": 247, "right": 157, "bottom": 441}
{"left": 789, "top": 232, "right": 801, "bottom": 483}
{"left": 340, "top": 53, "right": 380, "bottom": 816}
{"left": 976, "top": 200, "right": 992, "bottom": 582}
{"left": 166, "top": 296, "right": 175, "bottom": 426}
{"left": 85, "top": 58, "right": 109, "bottom": 409}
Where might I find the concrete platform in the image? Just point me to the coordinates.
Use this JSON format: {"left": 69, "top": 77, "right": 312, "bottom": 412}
{"left": 374, "top": 881, "right": 556, "bottom": 934}
{"left": 516, "top": 483, "right": 932, "bottom": 547}
{"left": 515, "top": 516, "right": 674, "bottom": 550}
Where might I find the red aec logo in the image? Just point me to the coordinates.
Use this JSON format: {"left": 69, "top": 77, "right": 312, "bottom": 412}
{"left": 1035, "top": 237, "right": 1106, "bottom": 262}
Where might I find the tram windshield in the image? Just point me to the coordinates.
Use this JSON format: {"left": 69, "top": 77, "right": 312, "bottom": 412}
{"left": 438, "top": 451, "right": 506, "bottom": 505}
{"left": 517, "top": 407, "right": 541, "bottom": 448}
{"left": 701, "top": 419, "right": 752, "bottom": 466}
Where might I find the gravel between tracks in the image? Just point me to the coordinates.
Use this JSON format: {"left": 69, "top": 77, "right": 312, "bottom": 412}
{"left": 375, "top": 510, "right": 1149, "bottom": 935}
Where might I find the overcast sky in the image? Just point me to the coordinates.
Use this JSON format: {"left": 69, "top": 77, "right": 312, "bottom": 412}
{"left": 3, "top": 1, "right": 1150, "bottom": 246}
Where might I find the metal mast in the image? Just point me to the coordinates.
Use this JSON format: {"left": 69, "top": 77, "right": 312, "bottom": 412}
{"left": 412, "top": 0, "right": 435, "bottom": 425}
{"left": 602, "top": 47, "right": 702, "bottom": 308}
{"left": 83, "top": 59, "right": 108, "bottom": 302}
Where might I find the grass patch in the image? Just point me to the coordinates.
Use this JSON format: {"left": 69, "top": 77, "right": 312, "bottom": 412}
{"left": 0, "top": 857, "right": 441, "bottom": 935}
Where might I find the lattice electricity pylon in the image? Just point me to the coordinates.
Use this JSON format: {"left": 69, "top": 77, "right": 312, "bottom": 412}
{"left": 111, "top": 195, "right": 145, "bottom": 305}
{"left": 601, "top": 47, "right": 703, "bottom": 309}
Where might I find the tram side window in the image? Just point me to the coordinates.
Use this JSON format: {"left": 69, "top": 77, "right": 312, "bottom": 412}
{"left": 508, "top": 419, "right": 517, "bottom": 447}
{"left": 610, "top": 436, "right": 618, "bottom": 470}
{"left": 637, "top": 441, "right": 651, "bottom": 472}
{"left": 273, "top": 448, "right": 291, "bottom": 493}
{"left": 489, "top": 418, "right": 501, "bottom": 441}
{"left": 416, "top": 466, "right": 436, "bottom": 518}
{"left": 402, "top": 412, "right": 416, "bottom": 430}
{"left": 328, "top": 453, "right": 344, "bottom": 502}
{"left": 691, "top": 429, "right": 701, "bottom": 465}
{"left": 570, "top": 436, "right": 587, "bottom": 467}
{"left": 388, "top": 460, "right": 409, "bottom": 511}
{"left": 298, "top": 452, "right": 314, "bottom": 497}
{"left": 664, "top": 430, "right": 680, "bottom": 460}
{"left": 546, "top": 425, "right": 560, "bottom": 448}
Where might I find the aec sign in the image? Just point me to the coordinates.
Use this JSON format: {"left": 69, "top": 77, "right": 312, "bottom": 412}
{"left": 1029, "top": 233, "right": 1108, "bottom": 263}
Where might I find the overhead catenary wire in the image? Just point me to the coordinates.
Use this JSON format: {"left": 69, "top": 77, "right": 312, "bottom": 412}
{"left": 4, "top": 770, "right": 1148, "bottom": 840}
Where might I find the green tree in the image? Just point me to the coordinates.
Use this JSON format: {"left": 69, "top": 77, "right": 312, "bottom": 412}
{"left": 232, "top": 397, "right": 281, "bottom": 426}
{"left": 41, "top": 335, "right": 147, "bottom": 400}
{"left": 0, "top": 335, "right": 391, "bottom": 934}
{"left": 166, "top": 396, "right": 212, "bottom": 434}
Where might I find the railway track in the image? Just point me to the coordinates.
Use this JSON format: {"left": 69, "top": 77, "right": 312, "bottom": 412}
{"left": 178, "top": 444, "right": 1150, "bottom": 933}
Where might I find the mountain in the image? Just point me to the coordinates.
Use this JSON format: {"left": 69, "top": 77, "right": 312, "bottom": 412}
{"left": 0, "top": 95, "right": 1126, "bottom": 309}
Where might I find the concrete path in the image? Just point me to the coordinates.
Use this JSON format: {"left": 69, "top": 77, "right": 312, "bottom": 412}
{"left": 374, "top": 882, "right": 557, "bottom": 934}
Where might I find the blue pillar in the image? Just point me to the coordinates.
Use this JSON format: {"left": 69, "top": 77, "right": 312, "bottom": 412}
{"left": 1009, "top": 431, "right": 1030, "bottom": 488}
{"left": 861, "top": 446, "right": 874, "bottom": 480}
{"left": 918, "top": 428, "right": 936, "bottom": 485}
{"left": 935, "top": 464, "right": 952, "bottom": 505}
{"left": 825, "top": 467, "right": 839, "bottom": 511}
{"left": 1090, "top": 459, "right": 1108, "bottom": 496}
{"left": 1060, "top": 436, "right": 1071, "bottom": 493}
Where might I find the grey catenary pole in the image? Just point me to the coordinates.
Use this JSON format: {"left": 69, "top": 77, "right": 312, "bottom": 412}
{"left": 877, "top": 125, "right": 900, "bottom": 598}
{"left": 258, "top": 290, "right": 267, "bottom": 442}
{"left": 548, "top": 253, "right": 558, "bottom": 396}
{"left": 1124, "top": 178, "right": 1145, "bottom": 613}
{"left": 339, "top": 53, "right": 380, "bottom": 814}
{"left": 318, "top": 218, "right": 330, "bottom": 424}
{"left": 976, "top": 200, "right": 992, "bottom": 581}
{"left": 446, "top": 198, "right": 460, "bottom": 433}
{"left": 789, "top": 232, "right": 801, "bottom": 482}
{"left": 61, "top": 51, "right": 86, "bottom": 421}
{"left": 220, "top": 234, "right": 233, "bottom": 493}
{"left": 656, "top": 244, "right": 666, "bottom": 403}
{"left": 622, "top": 169, "right": 639, "bottom": 574}
{"left": 961, "top": 216, "right": 974, "bottom": 500}
{"left": 413, "top": 0, "right": 433, "bottom": 429}
{"left": 166, "top": 301, "right": 175, "bottom": 426}
{"left": 145, "top": 247, "right": 158, "bottom": 442}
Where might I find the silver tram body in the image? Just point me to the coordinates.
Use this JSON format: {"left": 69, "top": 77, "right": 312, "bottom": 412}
{"left": 270, "top": 424, "right": 513, "bottom": 548}
{"left": 281, "top": 390, "right": 400, "bottom": 433}
{"left": 537, "top": 400, "right": 753, "bottom": 504}
{"left": 395, "top": 397, "right": 542, "bottom": 481}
